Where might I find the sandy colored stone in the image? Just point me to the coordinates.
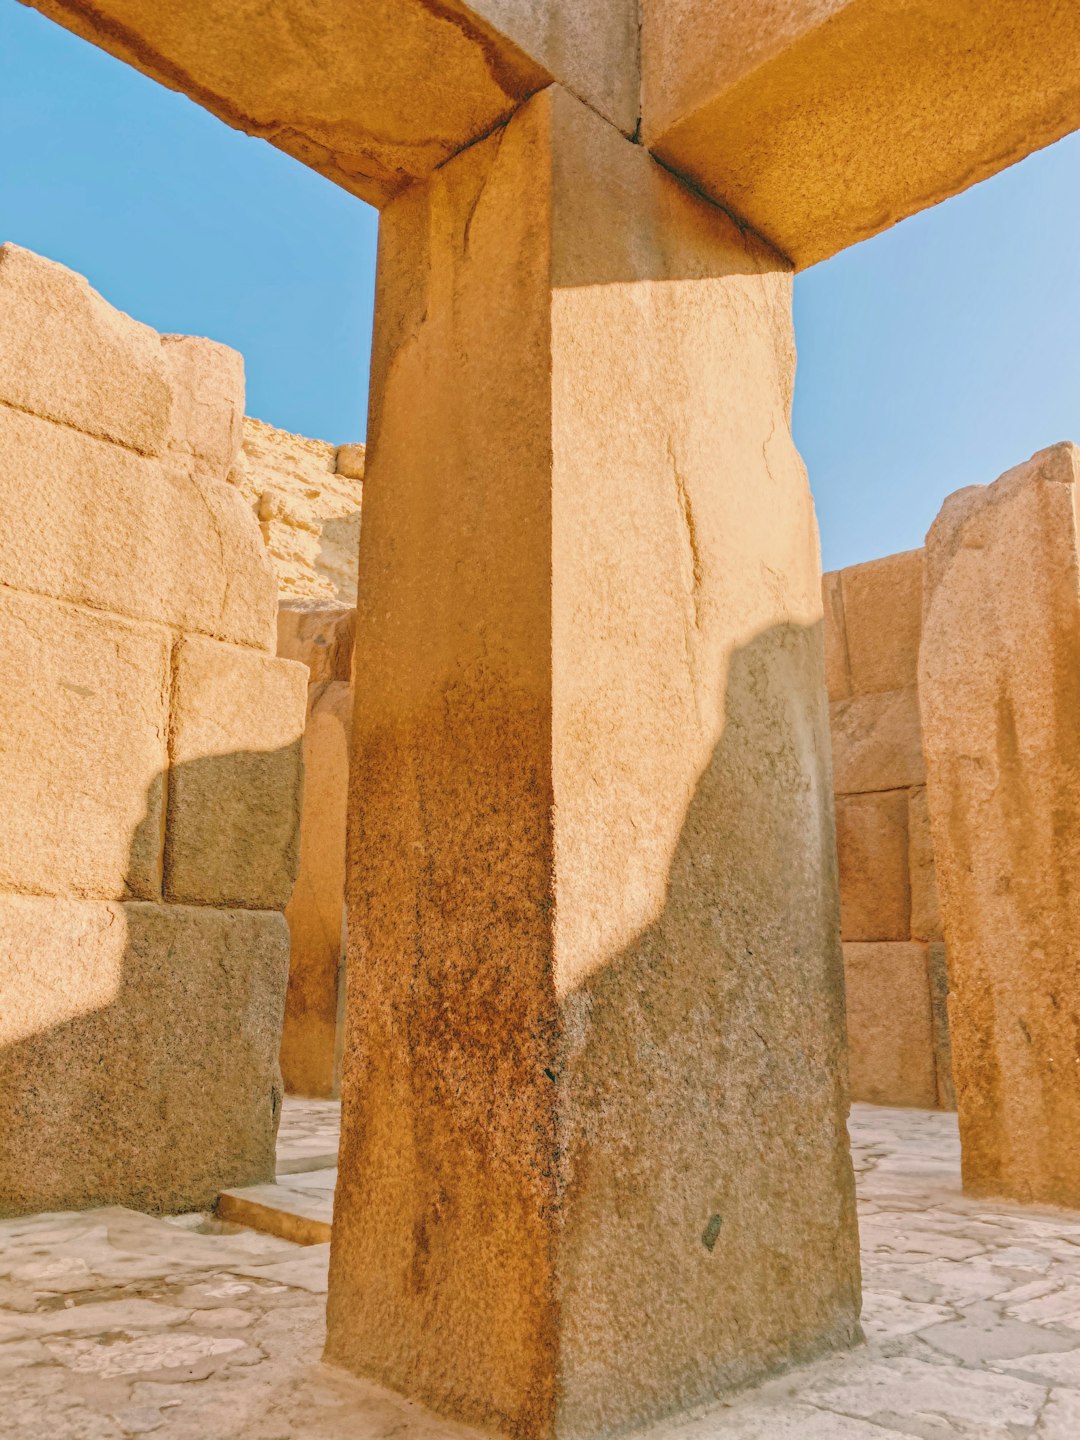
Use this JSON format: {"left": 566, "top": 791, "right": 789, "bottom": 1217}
{"left": 927, "top": 941, "right": 955, "bottom": 1112}
{"left": 908, "top": 785, "right": 942, "bottom": 942}
{"left": 0, "top": 402, "right": 277, "bottom": 650}
{"left": 843, "top": 942, "right": 936, "bottom": 1108}
{"left": 328, "top": 85, "right": 859, "bottom": 1440}
{"left": 0, "top": 588, "right": 168, "bottom": 901}
{"left": 334, "top": 443, "right": 367, "bottom": 481}
{"left": 231, "top": 418, "right": 363, "bottom": 604}
{"left": 830, "top": 687, "right": 925, "bottom": 795}
{"left": 920, "top": 442, "right": 1080, "bottom": 1206}
{"left": 277, "top": 601, "right": 356, "bottom": 687}
{"left": 835, "top": 790, "right": 909, "bottom": 943}
{"left": 160, "top": 332, "right": 245, "bottom": 481}
{"left": 281, "top": 681, "right": 352, "bottom": 1099}
{"left": 0, "top": 243, "right": 172, "bottom": 454}
{"left": 0, "top": 895, "right": 288, "bottom": 1215}
{"left": 165, "top": 635, "right": 307, "bottom": 910}
{"left": 821, "top": 568, "right": 850, "bottom": 702}
{"left": 840, "top": 548, "right": 923, "bottom": 695}
{"left": 642, "top": 1, "right": 1080, "bottom": 267}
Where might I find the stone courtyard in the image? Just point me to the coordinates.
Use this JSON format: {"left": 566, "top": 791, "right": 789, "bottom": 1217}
{"left": 4, "top": 1104, "right": 1080, "bottom": 1439}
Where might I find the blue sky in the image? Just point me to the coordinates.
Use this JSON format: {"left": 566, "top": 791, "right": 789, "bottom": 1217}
{"left": 3, "top": 0, "right": 1080, "bottom": 571}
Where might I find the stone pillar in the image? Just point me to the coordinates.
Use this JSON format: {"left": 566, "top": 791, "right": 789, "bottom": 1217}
{"left": 920, "top": 442, "right": 1080, "bottom": 1206}
{"left": 327, "top": 85, "right": 860, "bottom": 1440}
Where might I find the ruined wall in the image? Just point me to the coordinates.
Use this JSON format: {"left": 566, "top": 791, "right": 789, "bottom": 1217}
{"left": 0, "top": 244, "right": 308, "bottom": 1215}
{"left": 824, "top": 550, "right": 954, "bottom": 1110}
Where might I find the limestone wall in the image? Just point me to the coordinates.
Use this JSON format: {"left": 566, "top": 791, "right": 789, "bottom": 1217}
{"left": 824, "top": 550, "right": 955, "bottom": 1110}
{"left": 0, "top": 244, "right": 308, "bottom": 1216}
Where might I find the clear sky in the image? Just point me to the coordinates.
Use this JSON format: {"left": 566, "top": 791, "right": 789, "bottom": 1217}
{"left": 3, "top": 0, "right": 1080, "bottom": 572}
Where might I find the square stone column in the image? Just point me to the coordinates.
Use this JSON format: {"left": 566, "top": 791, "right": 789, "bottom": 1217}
{"left": 920, "top": 443, "right": 1080, "bottom": 1206}
{"left": 327, "top": 84, "right": 860, "bottom": 1440}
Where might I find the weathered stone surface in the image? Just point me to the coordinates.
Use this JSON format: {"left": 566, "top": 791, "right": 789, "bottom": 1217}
{"left": 230, "top": 418, "right": 363, "bottom": 605}
{"left": 0, "top": 243, "right": 172, "bottom": 454}
{"left": 0, "top": 895, "right": 289, "bottom": 1215}
{"left": 160, "top": 332, "right": 245, "bottom": 481}
{"left": 835, "top": 790, "right": 909, "bottom": 942}
{"left": 642, "top": 0, "right": 1080, "bottom": 267}
{"left": 328, "top": 84, "right": 859, "bottom": 1440}
{"left": 830, "top": 687, "right": 925, "bottom": 794}
{"left": 908, "top": 785, "right": 942, "bottom": 942}
{"left": 822, "top": 568, "right": 850, "bottom": 701}
{"left": 843, "top": 942, "right": 936, "bottom": 1108}
{"left": 841, "top": 549, "right": 922, "bottom": 695}
{"left": 920, "top": 442, "right": 1080, "bottom": 1206}
{"left": 927, "top": 941, "right": 956, "bottom": 1111}
{"left": 0, "top": 402, "right": 277, "bottom": 649}
{"left": 334, "top": 442, "right": 366, "bottom": 481}
{"left": 281, "top": 681, "right": 352, "bottom": 1099}
{"left": 277, "top": 600, "right": 355, "bottom": 687}
{"left": 0, "top": 588, "right": 168, "bottom": 901}
{"left": 165, "top": 636, "right": 307, "bottom": 910}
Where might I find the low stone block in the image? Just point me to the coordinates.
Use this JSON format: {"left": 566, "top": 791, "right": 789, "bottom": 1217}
{"left": 908, "top": 786, "right": 942, "bottom": 941}
{"left": 822, "top": 569, "right": 850, "bottom": 702}
{"left": 0, "top": 244, "right": 172, "bottom": 455}
{"left": 281, "top": 681, "right": 352, "bottom": 1098}
{"left": 277, "top": 600, "right": 356, "bottom": 687}
{"left": 160, "top": 332, "right": 245, "bottom": 482}
{"left": 830, "top": 687, "right": 925, "bottom": 794}
{"left": 840, "top": 549, "right": 923, "bottom": 695}
{"left": 843, "top": 942, "right": 936, "bottom": 1108}
{"left": 0, "top": 895, "right": 289, "bottom": 1215}
{"left": 835, "top": 790, "right": 909, "bottom": 942}
{"left": 335, "top": 442, "right": 366, "bottom": 480}
{"left": 0, "top": 403, "right": 277, "bottom": 649}
{"left": 165, "top": 636, "right": 307, "bottom": 909}
{"left": 0, "top": 589, "right": 168, "bottom": 900}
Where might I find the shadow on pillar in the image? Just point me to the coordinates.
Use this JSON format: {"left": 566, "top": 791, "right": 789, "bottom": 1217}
{"left": 0, "top": 748, "right": 297, "bottom": 1219}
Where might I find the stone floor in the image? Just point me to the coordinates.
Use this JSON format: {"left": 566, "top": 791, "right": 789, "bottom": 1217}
{"left": 5, "top": 1103, "right": 1080, "bottom": 1437}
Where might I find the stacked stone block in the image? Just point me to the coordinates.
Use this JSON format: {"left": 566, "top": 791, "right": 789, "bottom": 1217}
{"left": 0, "top": 245, "right": 308, "bottom": 1216}
{"left": 823, "top": 549, "right": 954, "bottom": 1110}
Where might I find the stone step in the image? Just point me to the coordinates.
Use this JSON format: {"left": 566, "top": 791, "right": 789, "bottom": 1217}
{"left": 216, "top": 1167, "right": 335, "bottom": 1246}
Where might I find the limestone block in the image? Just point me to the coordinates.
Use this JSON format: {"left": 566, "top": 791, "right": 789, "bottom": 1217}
{"left": 160, "top": 332, "right": 245, "bottom": 481}
{"left": 165, "top": 636, "right": 307, "bottom": 910}
{"left": 927, "top": 942, "right": 955, "bottom": 1112}
{"left": 841, "top": 549, "right": 923, "bottom": 695}
{"left": 328, "top": 85, "right": 859, "bottom": 1440}
{"left": 920, "top": 442, "right": 1080, "bottom": 1205}
{"left": 908, "top": 786, "right": 942, "bottom": 942}
{"left": 835, "top": 790, "right": 909, "bottom": 942}
{"left": 0, "top": 589, "right": 168, "bottom": 901}
{"left": 642, "top": 0, "right": 1080, "bottom": 268}
{"left": 830, "top": 687, "right": 925, "bottom": 794}
{"left": 843, "top": 942, "right": 936, "bottom": 1108}
{"left": 822, "top": 569, "right": 850, "bottom": 701}
{"left": 334, "top": 443, "right": 366, "bottom": 481}
{"left": 0, "top": 244, "right": 172, "bottom": 454}
{"left": 0, "top": 895, "right": 289, "bottom": 1215}
{"left": 281, "top": 680, "right": 352, "bottom": 1098}
{"left": 0, "top": 403, "right": 277, "bottom": 649}
{"left": 277, "top": 600, "right": 355, "bottom": 687}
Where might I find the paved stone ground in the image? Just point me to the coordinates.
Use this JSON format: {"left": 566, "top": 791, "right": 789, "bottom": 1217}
{"left": 4, "top": 1103, "right": 1080, "bottom": 1437}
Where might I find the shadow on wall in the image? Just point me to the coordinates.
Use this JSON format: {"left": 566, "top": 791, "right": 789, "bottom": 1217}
{"left": 0, "top": 746, "right": 300, "bottom": 1219}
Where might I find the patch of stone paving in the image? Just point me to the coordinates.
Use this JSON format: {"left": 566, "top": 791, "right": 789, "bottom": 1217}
{"left": 276, "top": 1096, "right": 341, "bottom": 1174}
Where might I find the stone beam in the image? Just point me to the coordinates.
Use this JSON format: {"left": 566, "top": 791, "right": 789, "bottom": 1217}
{"left": 19, "top": 0, "right": 637, "bottom": 207}
{"left": 642, "top": 0, "right": 1080, "bottom": 268}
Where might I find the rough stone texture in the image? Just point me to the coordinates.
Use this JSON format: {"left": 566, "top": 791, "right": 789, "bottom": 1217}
{"left": 281, "top": 680, "right": 352, "bottom": 1099}
{"left": 230, "top": 418, "right": 363, "bottom": 604}
{"left": 830, "top": 687, "right": 926, "bottom": 795}
{"left": 0, "top": 588, "right": 169, "bottom": 901}
{"left": 843, "top": 943, "right": 936, "bottom": 1109}
{"left": 835, "top": 791, "right": 909, "bottom": 942}
{"left": 927, "top": 942, "right": 956, "bottom": 1112}
{"left": 0, "top": 895, "right": 289, "bottom": 1215}
{"left": 841, "top": 549, "right": 922, "bottom": 695}
{"left": 160, "top": 331, "right": 246, "bottom": 481}
{"left": 641, "top": 0, "right": 1080, "bottom": 267}
{"left": 329, "top": 84, "right": 859, "bottom": 1440}
{"left": 908, "top": 785, "right": 942, "bottom": 941}
{"left": 0, "top": 401, "right": 277, "bottom": 651}
{"left": 919, "top": 442, "right": 1080, "bottom": 1207}
{"left": 822, "top": 568, "right": 850, "bottom": 702}
{"left": 277, "top": 600, "right": 356, "bottom": 688}
{"left": 335, "top": 443, "right": 367, "bottom": 480}
{"left": 0, "top": 243, "right": 172, "bottom": 454}
{"left": 165, "top": 635, "right": 307, "bottom": 910}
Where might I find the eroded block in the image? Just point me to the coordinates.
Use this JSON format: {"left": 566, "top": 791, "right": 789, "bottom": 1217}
{"left": 277, "top": 600, "right": 356, "bottom": 687}
{"left": 835, "top": 790, "right": 909, "bottom": 942}
{"left": 843, "top": 942, "right": 936, "bottom": 1108}
{"left": 160, "top": 332, "right": 246, "bottom": 482}
{"left": 830, "top": 687, "right": 925, "bottom": 794}
{"left": 165, "top": 636, "right": 307, "bottom": 910}
{"left": 841, "top": 549, "right": 923, "bottom": 696}
{"left": 907, "top": 786, "right": 942, "bottom": 942}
